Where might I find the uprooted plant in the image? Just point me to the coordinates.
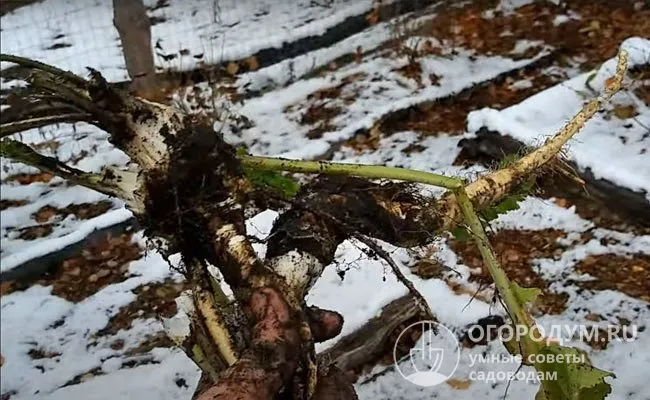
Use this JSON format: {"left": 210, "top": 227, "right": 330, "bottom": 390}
{"left": 0, "top": 50, "right": 629, "bottom": 399}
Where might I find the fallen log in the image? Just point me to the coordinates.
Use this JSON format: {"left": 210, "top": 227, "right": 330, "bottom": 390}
{"left": 320, "top": 294, "right": 432, "bottom": 375}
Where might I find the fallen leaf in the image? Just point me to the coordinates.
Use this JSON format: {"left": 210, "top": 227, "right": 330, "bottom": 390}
{"left": 446, "top": 378, "right": 472, "bottom": 390}
{"left": 5, "top": 172, "right": 53, "bottom": 185}
{"left": 366, "top": 7, "right": 379, "bottom": 25}
{"left": 33, "top": 206, "right": 59, "bottom": 223}
{"left": 612, "top": 104, "right": 639, "bottom": 120}
{"left": 226, "top": 61, "right": 239, "bottom": 75}
{"left": 631, "top": 264, "right": 645, "bottom": 273}
{"left": 579, "top": 20, "right": 601, "bottom": 33}
{"left": 0, "top": 281, "right": 12, "bottom": 296}
{"left": 584, "top": 313, "right": 602, "bottom": 322}
{"left": 553, "top": 197, "right": 569, "bottom": 208}
{"left": 245, "top": 56, "right": 259, "bottom": 71}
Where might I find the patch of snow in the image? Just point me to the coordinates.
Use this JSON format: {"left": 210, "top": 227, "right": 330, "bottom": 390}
{"left": 490, "top": 197, "right": 594, "bottom": 232}
{"left": 237, "top": 49, "right": 549, "bottom": 159}
{"left": 0, "top": 234, "right": 188, "bottom": 398}
{"left": 1, "top": 207, "right": 132, "bottom": 273}
{"left": 34, "top": 350, "right": 199, "bottom": 400}
{"left": 509, "top": 78, "right": 533, "bottom": 90}
{"left": 310, "top": 238, "right": 495, "bottom": 353}
{"left": 552, "top": 11, "right": 581, "bottom": 26}
{"left": 236, "top": 13, "right": 395, "bottom": 92}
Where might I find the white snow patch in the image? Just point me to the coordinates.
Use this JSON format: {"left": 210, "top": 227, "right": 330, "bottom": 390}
{"left": 0, "top": 236, "right": 187, "bottom": 398}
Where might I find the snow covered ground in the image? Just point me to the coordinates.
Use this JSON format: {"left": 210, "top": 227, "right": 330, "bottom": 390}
{"left": 1, "top": 1, "right": 649, "bottom": 399}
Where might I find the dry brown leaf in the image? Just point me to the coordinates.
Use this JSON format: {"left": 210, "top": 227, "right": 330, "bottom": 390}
{"left": 366, "top": 2, "right": 380, "bottom": 25}
{"left": 612, "top": 104, "right": 639, "bottom": 119}
{"left": 5, "top": 172, "right": 54, "bottom": 185}
{"left": 226, "top": 62, "right": 239, "bottom": 75}
{"left": 584, "top": 313, "right": 602, "bottom": 322}
{"left": 245, "top": 56, "right": 259, "bottom": 71}
{"left": 0, "top": 281, "right": 13, "bottom": 297}
{"left": 446, "top": 378, "right": 472, "bottom": 390}
{"left": 33, "top": 206, "right": 58, "bottom": 223}
{"left": 579, "top": 20, "right": 601, "bottom": 33}
{"left": 553, "top": 197, "right": 569, "bottom": 208}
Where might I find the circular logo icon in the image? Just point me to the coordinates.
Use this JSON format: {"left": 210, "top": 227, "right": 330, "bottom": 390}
{"left": 393, "top": 320, "right": 460, "bottom": 387}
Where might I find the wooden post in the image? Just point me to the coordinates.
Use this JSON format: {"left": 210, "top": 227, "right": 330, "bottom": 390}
{"left": 113, "top": 0, "right": 159, "bottom": 99}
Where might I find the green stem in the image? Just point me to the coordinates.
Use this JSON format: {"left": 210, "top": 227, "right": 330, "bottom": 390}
{"left": 453, "top": 188, "right": 524, "bottom": 322}
{"left": 1, "top": 139, "right": 99, "bottom": 184}
{"left": 453, "top": 187, "right": 540, "bottom": 357}
{"left": 240, "top": 155, "right": 463, "bottom": 189}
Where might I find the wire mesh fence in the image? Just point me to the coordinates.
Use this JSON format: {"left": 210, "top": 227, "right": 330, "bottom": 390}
{"left": 0, "top": 0, "right": 372, "bottom": 82}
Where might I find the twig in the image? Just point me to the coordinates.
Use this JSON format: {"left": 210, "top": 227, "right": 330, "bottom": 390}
{"left": 1, "top": 113, "right": 92, "bottom": 137}
{"left": 240, "top": 155, "right": 463, "bottom": 189}
{"left": 353, "top": 233, "right": 433, "bottom": 318}
{"left": 0, "top": 53, "right": 87, "bottom": 87}
{"left": 0, "top": 138, "right": 142, "bottom": 211}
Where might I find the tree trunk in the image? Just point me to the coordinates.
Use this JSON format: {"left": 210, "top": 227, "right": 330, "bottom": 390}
{"left": 113, "top": 0, "right": 158, "bottom": 99}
